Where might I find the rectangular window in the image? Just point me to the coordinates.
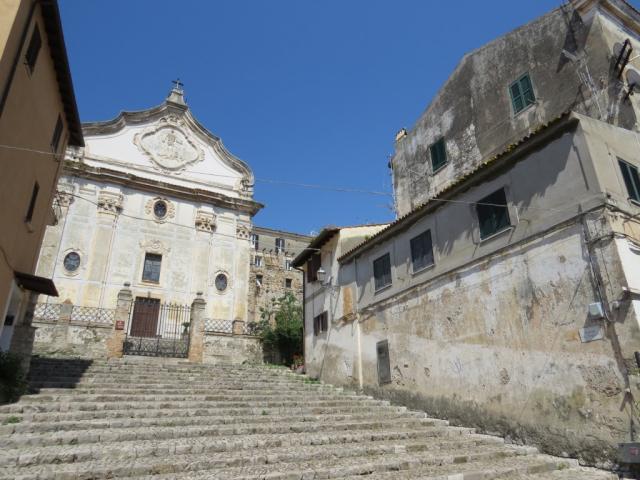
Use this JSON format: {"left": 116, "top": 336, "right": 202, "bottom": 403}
{"left": 376, "top": 340, "right": 391, "bottom": 385}
{"left": 410, "top": 230, "right": 434, "bottom": 272}
{"left": 619, "top": 159, "right": 640, "bottom": 203}
{"left": 275, "top": 237, "right": 285, "bottom": 254}
{"left": 373, "top": 253, "right": 392, "bottom": 291}
{"left": 256, "top": 274, "right": 263, "bottom": 287}
{"left": 510, "top": 73, "right": 535, "bottom": 114}
{"left": 476, "top": 188, "right": 511, "bottom": 240}
{"left": 25, "top": 25, "right": 42, "bottom": 73}
{"left": 429, "top": 138, "right": 447, "bottom": 172}
{"left": 285, "top": 259, "right": 292, "bottom": 271}
{"left": 285, "top": 278, "right": 292, "bottom": 289}
{"left": 51, "top": 115, "right": 63, "bottom": 151}
{"left": 254, "top": 255, "right": 262, "bottom": 267}
{"left": 25, "top": 181, "right": 39, "bottom": 222}
{"left": 142, "top": 253, "right": 162, "bottom": 283}
{"left": 307, "top": 253, "right": 321, "bottom": 282}
{"left": 313, "top": 311, "right": 328, "bottom": 336}
{"left": 250, "top": 234, "right": 259, "bottom": 250}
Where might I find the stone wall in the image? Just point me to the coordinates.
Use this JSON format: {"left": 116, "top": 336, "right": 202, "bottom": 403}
{"left": 33, "top": 320, "right": 112, "bottom": 358}
{"left": 202, "top": 332, "right": 262, "bottom": 365}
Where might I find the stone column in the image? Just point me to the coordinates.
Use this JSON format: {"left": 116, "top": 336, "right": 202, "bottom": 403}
{"left": 53, "top": 300, "right": 73, "bottom": 346}
{"left": 188, "top": 292, "right": 206, "bottom": 363}
{"left": 232, "top": 319, "right": 245, "bottom": 335}
{"left": 106, "top": 283, "right": 132, "bottom": 359}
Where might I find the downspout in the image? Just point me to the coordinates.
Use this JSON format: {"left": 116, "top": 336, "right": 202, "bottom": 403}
{"left": 294, "top": 266, "right": 306, "bottom": 366}
{"left": 354, "top": 255, "right": 363, "bottom": 390}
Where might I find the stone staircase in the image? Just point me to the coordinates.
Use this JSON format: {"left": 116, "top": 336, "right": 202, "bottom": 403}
{"left": 0, "top": 357, "right": 617, "bottom": 480}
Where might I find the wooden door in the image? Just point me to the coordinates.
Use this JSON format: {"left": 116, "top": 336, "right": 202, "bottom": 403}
{"left": 129, "top": 297, "right": 160, "bottom": 337}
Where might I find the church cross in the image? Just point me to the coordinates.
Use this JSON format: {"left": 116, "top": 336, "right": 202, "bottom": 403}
{"left": 172, "top": 78, "right": 184, "bottom": 91}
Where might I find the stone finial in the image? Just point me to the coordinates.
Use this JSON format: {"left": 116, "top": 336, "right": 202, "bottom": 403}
{"left": 167, "top": 79, "right": 186, "bottom": 106}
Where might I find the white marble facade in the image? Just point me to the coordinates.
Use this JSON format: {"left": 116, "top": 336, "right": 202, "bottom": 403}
{"left": 36, "top": 87, "right": 262, "bottom": 322}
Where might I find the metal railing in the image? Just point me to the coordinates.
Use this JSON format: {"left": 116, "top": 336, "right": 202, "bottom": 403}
{"left": 33, "top": 303, "right": 63, "bottom": 322}
{"left": 204, "top": 319, "right": 234, "bottom": 334}
{"left": 70, "top": 306, "right": 115, "bottom": 325}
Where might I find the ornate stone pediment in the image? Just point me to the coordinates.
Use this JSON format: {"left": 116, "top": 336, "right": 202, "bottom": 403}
{"left": 133, "top": 116, "right": 204, "bottom": 172}
{"left": 139, "top": 239, "right": 170, "bottom": 255}
{"left": 97, "top": 190, "right": 123, "bottom": 215}
{"left": 195, "top": 210, "right": 216, "bottom": 232}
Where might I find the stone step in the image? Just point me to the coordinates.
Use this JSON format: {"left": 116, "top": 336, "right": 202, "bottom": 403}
{"left": 1, "top": 428, "right": 496, "bottom": 469}
{"left": 0, "top": 439, "right": 525, "bottom": 480}
{"left": 1, "top": 419, "right": 468, "bottom": 450}
{"left": 507, "top": 467, "right": 618, "bottom": 479}
{"left": 28, "top": 380, "right": 334, "bottom": 392}
{"left": 27, "top": 373, "right": 309, "bottom": 384}
{"left": 0, "top": 411, "right": 436, "bottom": 434}
{"left": 28, "top": 385, "right": 342, "bottom": 395}
{"left": 0, "top": 397, "right": 392, "bottom": 414}
{"left": 0, "top": 404, "right": 411, "bottom": 424}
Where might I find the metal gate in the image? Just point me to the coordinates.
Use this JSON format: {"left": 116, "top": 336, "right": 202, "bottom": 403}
{"left": 123, "top": 298, "right": 191, "bottom": 358}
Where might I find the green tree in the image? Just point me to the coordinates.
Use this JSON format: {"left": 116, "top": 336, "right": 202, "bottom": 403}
{"left": 257, "top": 292, "right": 303, "bottom": 365}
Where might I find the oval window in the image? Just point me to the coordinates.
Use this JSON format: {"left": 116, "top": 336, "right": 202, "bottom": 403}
{"left": 153, "top": 200, "right": 168, "bottom": 219}
{"left": 215, "top": 273, "right": 228, "bottom": 292}
{"left": 63, "top": 252, "right": 81, "bottom": 272}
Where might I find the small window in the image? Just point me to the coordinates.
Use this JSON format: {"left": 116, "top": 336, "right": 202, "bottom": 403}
{"left": 250, "top": 234, "right": 259, "bottom": 250}
{"left": 256, "top": 274, "right": 263, "bottom": 287}
{"left": 476, "top": 188, "right": 511, "bottom": 240}
{"left": 153, "top": 200, "right": 168, "bottom": 219}
{"left": 25, "top": 25, "right": 42, "bottom": 73}
{"left": 275, "top": 237, "right": 285, "bottom": 254}
{"left": 619, "top": 159, "right": 640, "bottom": 203}
{"left": 429, "top": 138, "right": 447, "bottom": 172}
{"left": 376, "top": 340, "right": 391, "bottom": 385}
{"left": 373, "top": 253, "right": 392, "bottom": 291}
{"left": 307, "top": 253, "right": 321, "bottom": 282}
{"left": 254, "top": 255, "right": 262, "bottom": 267}
{"left": 63, "top": 252, "right": 81, "bottom": 272}
{"left": 51, "top": 116, "right": 63, "bottom": 151}
{"left": 410, "top": 230, "right": 434, "bottom": 272}
{"left": 142, "top": 253, "right": 162, "bottom": 283}
{"left": 215, "top": 273, "right": 228, "bottom": 292}
{"left": 285, "top": 278, "right": 292, "bottom": 289}
{"left": 313, "top": 311, "right": 328, "bottom": 336}
{"left": 25, "top": 181, "right": 39, "bottom": 223}
{"left": 510, "top": 73, "right": 535, "bottom": 114}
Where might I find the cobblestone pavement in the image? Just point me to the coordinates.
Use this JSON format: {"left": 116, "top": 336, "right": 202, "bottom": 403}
{"left": 0, "top": 356, "right": 617, "bottom": 479}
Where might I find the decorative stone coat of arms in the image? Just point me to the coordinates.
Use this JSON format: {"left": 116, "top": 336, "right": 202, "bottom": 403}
{"left": 134, "top": 116, "right": 204, "bottom": 172}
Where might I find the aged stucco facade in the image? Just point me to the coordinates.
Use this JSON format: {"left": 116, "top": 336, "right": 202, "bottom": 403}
{"left": 296, "top": 0, "right": 640, "bottom": 468}
{"left": 248, "top": 226, "right": 311, "bottom": 324}
{"left": 32, "top": 86, "right": 269, "bottom": 363}
{"left": 0, "top": 0, "right": 83, "bottom": 365}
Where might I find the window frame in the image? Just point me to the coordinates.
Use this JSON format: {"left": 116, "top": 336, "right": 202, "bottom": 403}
{"left": 429, "top": 138, "right": 448, "bottom": 173}
{"left": 50, "top": 115, "right": 63, "bottom": 152}
{"left": 410, "top": 230, "right": 435, "bottom": 273}
{"left": 475, "top": 188, "right": 512, "bottom": 241}
{"left": 25, "top": 181, "right": 39, "bottom": 223}
{"left": 285, "top": 278, "right": 292, "bottom": 289}
{"left": 275, "top": 237, "right": 285, "bottom": 254}
{"left": 307, "top": 253, "right": 321, "bottom": 282}
{"left": 619, "top": 159, "right": 640, "bottom": 204}
{"left": 141, "top": 253, "right": 162, "bottom": 283}
{"left": 373, "top": 252, "right": 392, "bottom": 292}
{"left": 313, "top": 311, "right": 328, "bottom": 336}
{"left": 509, "top": 73, "right": 536, "bottom": 114}
{"left": 24, "top": 25, "right": 42, "bottom": 74}
{"left": 254, "top": 255, "right": 263, "bottom": 267}
{"left": 250, "top": 234, "right": 259, "bottom": 250}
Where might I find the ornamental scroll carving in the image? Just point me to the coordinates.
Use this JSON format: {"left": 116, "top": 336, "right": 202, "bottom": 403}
{"left": 144, "top": 197, "right": 175, "bottom": 223}
{"left": 133, "top": 115, "right": 204, "bottom": 173}
{"left": 195, "top": 210, "right": 216, "bottom": 232}
{"left": 139, "top": 239, "right": 171, "bottom": 255}
{"left": 236, "top": 223, "right": 251, "bottom": 240}
{"left": 97, "top": 191, "right": 123, "bottom": 215}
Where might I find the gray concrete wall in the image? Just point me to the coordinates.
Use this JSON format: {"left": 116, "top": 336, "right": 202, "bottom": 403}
{"left": 391, "top": 2, "right": 640, "bottom": 217}
{"left": 202, "top": 333, "right": 262, "bottom": 365}
{"left": 33, "top": 320, "right": 112, "bottom": 358}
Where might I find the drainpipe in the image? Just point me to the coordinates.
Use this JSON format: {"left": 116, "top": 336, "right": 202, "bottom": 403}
{"left": 354, "top": 255, "right": 363, "bottom": 390}
{"left": 294, "top": 266, "right": 306, "bottom": 366}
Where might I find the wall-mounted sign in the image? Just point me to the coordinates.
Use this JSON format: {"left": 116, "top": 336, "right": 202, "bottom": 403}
{"left": 115, "top": 320, "right": 125, "bottom": 330}
{"left": 579, "top": 325, "right": 604, "bottom": 343}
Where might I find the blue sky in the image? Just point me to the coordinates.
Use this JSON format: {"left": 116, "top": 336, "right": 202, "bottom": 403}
{"left": 60, "top": 0, "right": 579, "bottom": 235}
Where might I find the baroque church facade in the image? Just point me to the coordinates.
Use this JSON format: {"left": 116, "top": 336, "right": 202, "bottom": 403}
{"left": 35, "top": 86, "right": 263, "bottom": 328}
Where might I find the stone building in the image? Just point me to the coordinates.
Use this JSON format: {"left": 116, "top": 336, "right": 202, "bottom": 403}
{"left": 0, "top": 0, "right": 83, "bottom": 363}
{"left": 248, "top": 226, "right": 311, "bottom": 324}
{"left": 32, "top": 85, "right": 270, "bottom": 363}
{"left": 294, "top": 0, "right": 640, "bottom": 467}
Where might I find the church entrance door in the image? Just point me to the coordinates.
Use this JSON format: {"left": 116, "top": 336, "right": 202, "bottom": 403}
{"left": 124, "top": 298, "right": 191, "bottom": 358}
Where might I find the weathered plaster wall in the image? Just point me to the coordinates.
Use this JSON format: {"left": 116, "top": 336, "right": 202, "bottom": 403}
{"left": 33, "top": 320, "right": 111, "bottom": 358}
{"left": 202, "top": 333, "right": 262, "bottom": 365}
{"left": 36, "top": 175, "right": 252, "bottom": 323}
{"left": 391, "top": 3, "right": 640, "bottom": 217}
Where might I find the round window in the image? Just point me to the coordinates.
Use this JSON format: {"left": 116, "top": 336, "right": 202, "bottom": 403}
{"left": 153, "top": 200, "right": 168, "bottom": 219}
{"left": 63, "top": 252, "right": 81, "bottom": 272}
{"left": 215, "top": 273, "right": 228, "bottom": 292}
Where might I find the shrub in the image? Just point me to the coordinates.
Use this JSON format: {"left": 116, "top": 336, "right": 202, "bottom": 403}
{"left": 0, "top": 351, "right": 28, "bottom": 403}
{"left": 256, "top": 292, "right": 303, "bottom": 366}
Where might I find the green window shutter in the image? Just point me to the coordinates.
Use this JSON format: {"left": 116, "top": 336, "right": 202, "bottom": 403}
{"left": 476, "top": 189, "right": 511, "bottom": 240}
{"left": 510, "top": 82, "right": 524, "bottom": 113}
{"left": 619, "top": 159, "right": 640, "bottom": 202}
{"left": 519, "top": 74, "right": 535, "bottom": 107}
{"left": 430, "top": 138, "right": 447, "bottom": 171}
